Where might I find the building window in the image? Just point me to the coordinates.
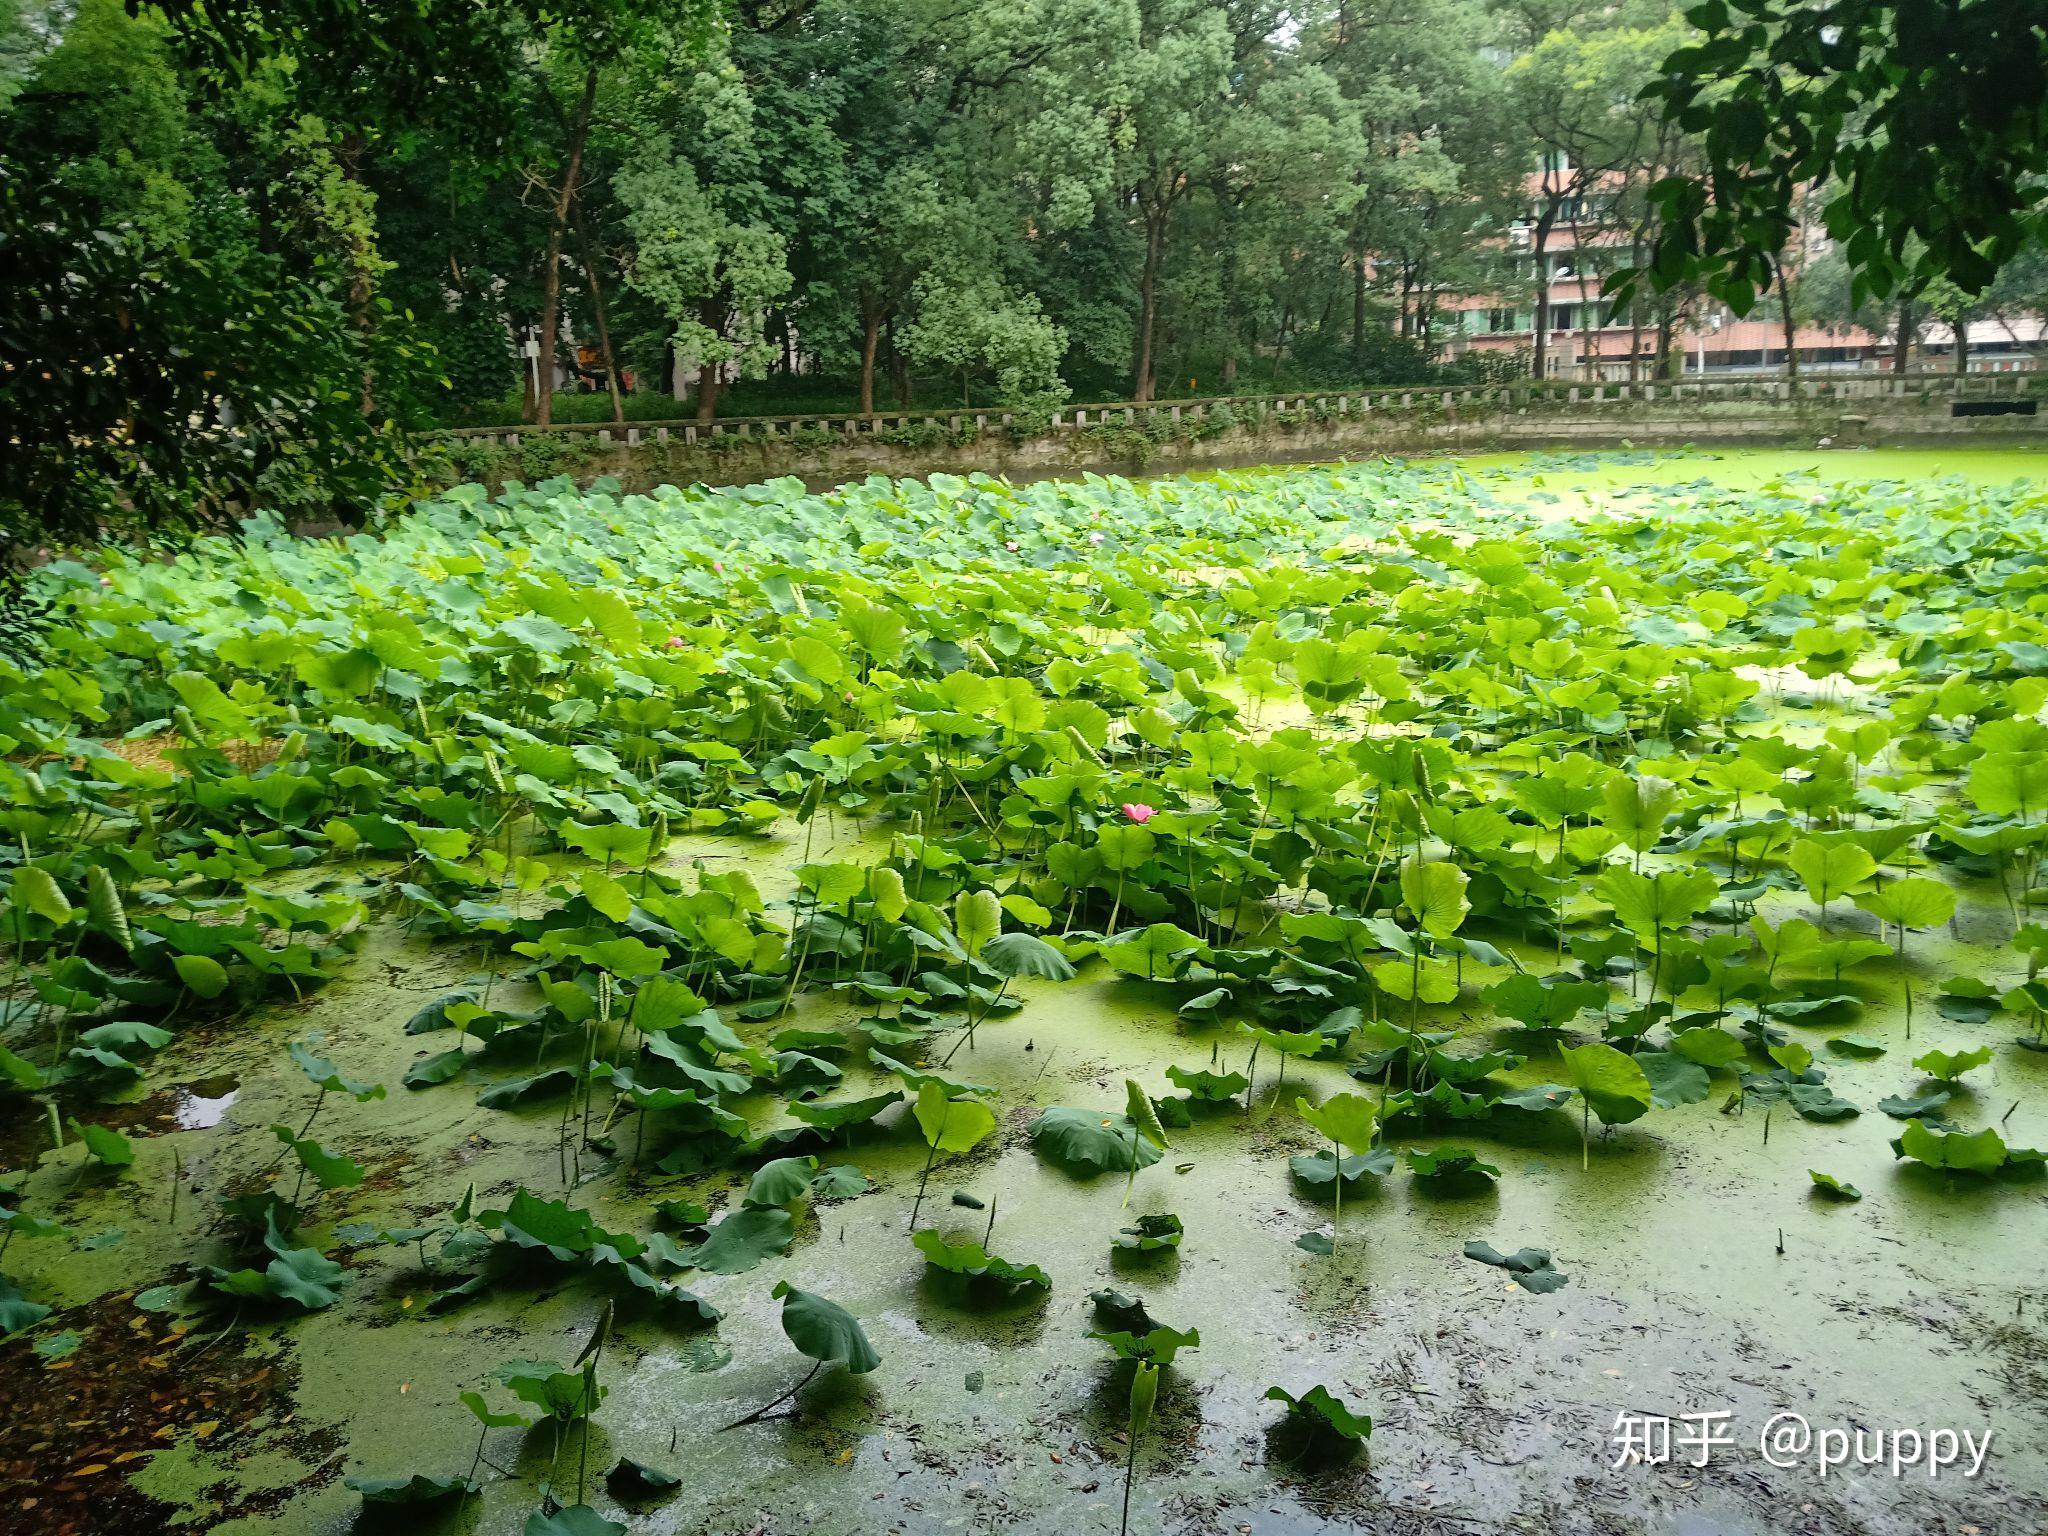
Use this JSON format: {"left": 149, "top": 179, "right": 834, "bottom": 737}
{"left": 1550, "top": 303, "right": 1576, "bottom": 331}
{"left": 1488, "top": 307, "right": 1519, "bottom": 333}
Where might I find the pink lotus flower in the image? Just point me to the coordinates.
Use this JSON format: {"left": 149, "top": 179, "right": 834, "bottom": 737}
{"left": 1087, "top": 531, "right": 1104, "bottom": 546}
{"left": 665, "top": 636, "right": 685, "bottom": 650}
{"left": 1120, "top": 802, "right": 1156, "bottom": 824}
{"left": 98, "top": 575, "right": 113, "bottom": 587}
{"left": 712, "top": 561, "right": 724, "bottom": 573}
{"left": 1004, "top": 539, "right": 1020, "bottom": 552}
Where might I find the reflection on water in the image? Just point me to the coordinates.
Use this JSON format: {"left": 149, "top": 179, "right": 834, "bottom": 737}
{"left": 170, "top": 1077, "right": 238, "bottom": 1129}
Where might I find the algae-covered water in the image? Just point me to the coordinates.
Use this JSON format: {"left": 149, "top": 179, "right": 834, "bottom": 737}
{"left": 4, "top": 447, "right": 2045, "bottom": 1536}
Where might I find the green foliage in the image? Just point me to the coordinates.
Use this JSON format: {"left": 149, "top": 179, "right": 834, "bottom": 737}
{"left": 1559, "top": 1044, "right": 1653, "bottom": 1127}
{"left": 913, "top": 1230, "right": 1052, "bottom": 1292}
{"left": 1294, "top": 1094, "right": 1378, "bottom": 1154}
{"left": 12, "top": 428, "right": 2048, "bottom": 1527}
{"left": 1463, "top": 1241, "right": 1569, "bottom": 1293}
{"left": 771, "top": 1279, "right": 881, "bottom": 1374}
{"left": 1029, "top": 1106, "right": 1164, "bottom": 1179}
{"left": 1398, "top": 859, "right": 1468, "bottom": 940}
{"left": 345, "top": 1472, "right": 480, "bottom": 1505}
{"left": 1910, "top": 1045, "right": 1994, "bottom": 1084}
{"left": 1264, "top": 1383, "right": 1373, "bottom": 1446}
{"left": 1892, "top": 1120, "right": 2044, "bottom": 1176}
{"left": 679, "top": 1207, "right": 796, "bottom": 1274}
{"left": 1112, "top": 1214, "right": 1184, "bottom": 1252}
{"left": 915, "top": 1081, "right": 998, "bottom": 1156}
{"left": 1643, "top": 0, "right": 2048, "bottom": 307}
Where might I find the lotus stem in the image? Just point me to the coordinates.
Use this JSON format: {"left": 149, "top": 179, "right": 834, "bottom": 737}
{"left": 719, "top": 1359, "right": 822, "bottom": 1432}
{"left": 1330, "top": 1135, "right": 1341, "bottom": 1247}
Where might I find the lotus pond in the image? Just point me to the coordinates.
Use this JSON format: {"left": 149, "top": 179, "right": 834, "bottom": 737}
{"left": 3, "top": 448, "right": 2046, "bottom": 1536}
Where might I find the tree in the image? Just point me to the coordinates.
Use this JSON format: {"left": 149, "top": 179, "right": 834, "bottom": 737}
{"left": 0, "top": 159, "right": 432, "bottom": 553}
{"left": 616, "top": 48, "right": 795, "bottom": 424}
{"left": 1100, "top": 0, "right": 1233, "bottom": 402}
{"left": 0, "top": 1, "right": 439, "bottom": 552}
{"left": 1640, "top": 0, "right": 2048, "bottom": 311}
{"left": 1504, "top": 12, "right": 1671, "bottom": 379}
{"left": 899, "top": 274, "right": 1067, "bottom": 405}
{"left": 528, "top": 5, "right": 713, "bottom": 426}
{"left": 142, "top": 0, "right": 551, "bottom": 416}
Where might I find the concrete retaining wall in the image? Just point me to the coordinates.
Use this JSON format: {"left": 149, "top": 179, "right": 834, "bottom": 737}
{"left": 431, "top": 382, "right": 2048, "bottom": 495}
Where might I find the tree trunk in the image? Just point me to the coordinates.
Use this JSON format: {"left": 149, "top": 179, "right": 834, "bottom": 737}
{"left": 858, "top": 300, "right": 882, "bottom": 415}
{"left": 1351, "top": 250, "right": 1366, "bottom": 358}
{"left": 695, "top": 361, "right": 722, "bottom": 424}
{"left": 1654, "top": 298, "right": 1676, "bottom": 380}
{"left": 1627, "top": 237, "right": 1646, "bottom": 383}
{"left": 522, "top": 327, "right": 539, "bottom": 420}
{"left": 1132, "top": 201, "right": 1164, "bottom": 403}
{"left": 572, "top": 203, "right": 625, "bottom": 426}
{"left": 1953, "top": 316, "right": 1969, "bottom": 375}
{"left": 1773, "top": 256, "right": 1800, "bottom": 385}
{"left": 888, "top": 313, "right": 910, "bottom": 407}
{"left": 894, "top": 360, "right": 911, "bottom": 408}
{"left": 1892, "top": 296, "right": 1914, "bottom": 374}
{"left": 695, "top": 301, "right": 724, "bottom": 425}
{"left": 1574, "top": 258, "right": 1600, "bottom": 380}
{"left": 1216, "top": 227, "right": 1241, "bottom": 391}
{"left": 1530, "top": 211, "right": 1556, "bottom": 380}
{"left": 536, "top": 66, "right": 600, "bottom": 430}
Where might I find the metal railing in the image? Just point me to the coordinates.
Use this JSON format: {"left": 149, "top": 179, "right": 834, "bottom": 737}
{"left": 433, "top": 369, "right": 2040, "bottom": 451}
